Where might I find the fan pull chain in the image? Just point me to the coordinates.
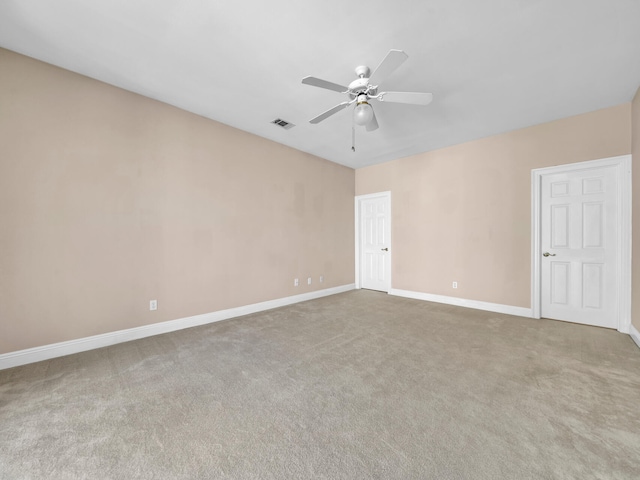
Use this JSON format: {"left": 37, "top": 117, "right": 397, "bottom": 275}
{"left": 351, "top": 114, "right": 356, "bottom": 152}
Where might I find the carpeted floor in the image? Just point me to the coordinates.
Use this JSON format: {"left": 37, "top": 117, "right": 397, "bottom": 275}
{"left": 1, "top": 290, "right": 639, "bottom": 479}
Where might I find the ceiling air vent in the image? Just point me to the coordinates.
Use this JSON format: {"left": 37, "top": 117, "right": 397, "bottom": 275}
{"left": 271, "top": 118, "right": 295, "bottom": 130}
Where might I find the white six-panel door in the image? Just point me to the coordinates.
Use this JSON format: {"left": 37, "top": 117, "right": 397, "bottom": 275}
{"left": 540, "top": 165, "right": 618, "bottom": 328}
{"left": 357, "top": 193, "right": 391, "bottom": 292}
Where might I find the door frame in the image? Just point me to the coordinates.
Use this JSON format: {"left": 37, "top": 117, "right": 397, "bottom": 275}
{"left": 355, "top": 191, "right": 392, "bottom": 290}
{"left": 531, "top": 155, "right": 632, "bottom": 333}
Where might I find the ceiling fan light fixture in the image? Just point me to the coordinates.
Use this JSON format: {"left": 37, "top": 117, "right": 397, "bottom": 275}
{"left": 353, "top": 100, "right": 373, "bottom": 126}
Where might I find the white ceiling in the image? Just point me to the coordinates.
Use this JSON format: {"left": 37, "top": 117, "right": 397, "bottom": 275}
{"left": 1, "top": 0, "right": 640, "bottom": 169}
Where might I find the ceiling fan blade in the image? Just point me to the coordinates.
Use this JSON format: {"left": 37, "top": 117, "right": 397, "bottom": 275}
{"left": 378, "top": 92, "right": 433, "bottom": 105}
{"left": 309, "top": 101, "right": 352, "bottom": 124}
{"left": 368, "top": 50, "right": 408, "bottom": 86}
{"left": 302, "top": 76, "right": 348, "bottom": 93}
{"left": 366, "top": 109, "right": 379, "bottom": 132}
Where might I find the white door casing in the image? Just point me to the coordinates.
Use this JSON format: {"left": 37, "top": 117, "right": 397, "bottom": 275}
{"left": 531, "top": 155, "right": 631, "bottom": 333}
{"left": 355, "top": 192, "right": 391, "bottom": 292}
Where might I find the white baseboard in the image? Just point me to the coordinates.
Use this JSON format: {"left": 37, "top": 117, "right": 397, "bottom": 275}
{"left": 388, "top": 288, "right": 533, "bottom": 318}
{"left": 630, "top": 324, "right": 640, "bottom": 350}
{"left": 0, "top": 284, "right": 356, "bottom": 370}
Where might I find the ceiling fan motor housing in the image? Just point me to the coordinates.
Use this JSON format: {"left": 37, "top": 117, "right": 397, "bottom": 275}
{"left": 348, "top": 77, "right": 369, "bottom": 95}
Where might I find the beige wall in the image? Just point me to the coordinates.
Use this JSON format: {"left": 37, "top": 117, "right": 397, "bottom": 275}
{"left": 632, "top": 86, "right": 640, "bottom": 332}
{"left": 356, "top": 104, "right": 631, "bottom": 309}
{"left": 0, "top": 49, "right": 355, "bottom": 354}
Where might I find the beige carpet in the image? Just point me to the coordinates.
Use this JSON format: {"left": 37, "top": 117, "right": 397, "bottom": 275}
{"left": 1, "top": 290, "right": 639, "bottom": 479}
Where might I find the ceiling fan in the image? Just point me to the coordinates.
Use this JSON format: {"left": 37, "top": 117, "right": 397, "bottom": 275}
{"left": 302, "top": 49, "right": 433, "bottom": 132}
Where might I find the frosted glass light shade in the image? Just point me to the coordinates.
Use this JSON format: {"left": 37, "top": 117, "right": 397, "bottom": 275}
{"left": 353, "top": 102, "right": 373, "bottom": 126}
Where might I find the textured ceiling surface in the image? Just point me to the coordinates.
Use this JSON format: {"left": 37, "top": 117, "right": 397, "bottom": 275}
{"left": 1, "top": 0, "right": 640, "bottom": 169}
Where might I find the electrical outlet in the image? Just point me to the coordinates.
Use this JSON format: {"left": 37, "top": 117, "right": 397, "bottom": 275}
{"left": 150, "top": 299, "right": 158, "bottom": 311}
{"left": 307, "top": 277, "right": 312, "bottom": 285}
{"left": 452, "top": 281, "right": 458, "bottom": 289}
{"left": 320, "top": 275, "right": 324, "bottom": 283}
{"left": 294, "top": 278, "right": 299, "bottom": 287}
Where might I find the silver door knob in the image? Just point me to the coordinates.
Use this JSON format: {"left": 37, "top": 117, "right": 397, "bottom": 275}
{"left": 381, "top": 248, "right": 388, "bottom": 251}
{"left": 542, "top": 252, "right": 556, "bottom": 257}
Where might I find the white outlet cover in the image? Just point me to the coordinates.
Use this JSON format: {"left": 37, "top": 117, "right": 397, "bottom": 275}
{"left": 307, "top": 277, "right": 312, "bottom": 285}
{"left": 150, "top": 300, "right": 158, "bottom": 310}
{"left": 294, "top": 278, "right": 299, "bottom": 286}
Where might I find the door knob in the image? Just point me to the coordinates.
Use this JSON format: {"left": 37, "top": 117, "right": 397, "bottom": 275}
{"left": 542, "top": 252, "right": 556, "bottom": 257}
{"left": 381, "top": 248, "right": 388, "bottom": 251}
